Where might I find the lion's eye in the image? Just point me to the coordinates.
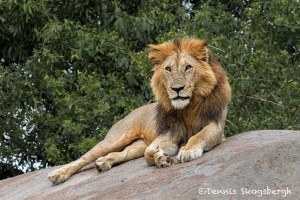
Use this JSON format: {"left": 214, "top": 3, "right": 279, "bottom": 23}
{"left": 185, "top": 65, "right": 193, "bottom": 72}
{"left": 165, "top": 67, "right": 172, "bottom": 73}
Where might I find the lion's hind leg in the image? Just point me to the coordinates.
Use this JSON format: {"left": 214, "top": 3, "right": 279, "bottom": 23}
{"left": 48, "top": 131, "right": 140, "bottom": 185}
{"left": 95, "top": 139, "right": 147, "bottom": 172}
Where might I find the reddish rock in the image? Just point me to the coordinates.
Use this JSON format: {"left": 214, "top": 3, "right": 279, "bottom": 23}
{"left": 0, "top": 130, "right": 299, "bottom": 200}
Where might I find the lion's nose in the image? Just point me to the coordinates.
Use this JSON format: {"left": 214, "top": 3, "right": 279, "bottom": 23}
{"left": 171, "top": 85, "right": 185, "bottom": 94}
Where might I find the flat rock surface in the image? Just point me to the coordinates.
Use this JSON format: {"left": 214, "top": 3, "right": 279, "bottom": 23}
{"left": 0, "top": 130, "right": 299, "bottom": 200}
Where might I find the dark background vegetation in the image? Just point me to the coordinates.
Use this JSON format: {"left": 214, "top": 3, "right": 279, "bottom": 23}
{"left": 0, "top": 0, "right": 299, "bottom": 179}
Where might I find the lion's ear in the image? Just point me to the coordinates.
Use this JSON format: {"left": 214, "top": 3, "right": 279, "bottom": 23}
{"left": 148, "top": 42, "right": 175, "bottom": 66}
{"left": 196, "top": 40, "right": 210, "bottom": 63}
{"left": 181, "top": 38, "right": 210, "bottom": 63}
{"left": 148, "top": 44, "right": 160, "bottom": 65}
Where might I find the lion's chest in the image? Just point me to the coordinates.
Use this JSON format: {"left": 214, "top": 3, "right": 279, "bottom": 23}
{"left": 183, "top": 114, "right": 204, "bottom": 138}
{"left": 155, "top": 105, "right": 204, "bottom": 144}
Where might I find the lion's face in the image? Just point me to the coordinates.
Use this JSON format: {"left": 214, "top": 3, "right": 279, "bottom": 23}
{"left": 160, "top": 52, "right": 197, "bottom": 109}
{"left": 149, "top": 38, "right": 218, "bottom": 110}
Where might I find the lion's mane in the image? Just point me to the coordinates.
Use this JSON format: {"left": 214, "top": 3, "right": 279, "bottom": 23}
{"left": 148, "top": 38, "right": 231, "bottom": 144}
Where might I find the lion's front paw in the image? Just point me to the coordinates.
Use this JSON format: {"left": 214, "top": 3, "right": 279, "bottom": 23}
{"left": 48, "top": 168, "right": 70, "bottom": 185}
{"left": 177, "top": 146, "right": 204, "bottom": 163}
{"left": 154, "top": 151, "right": 178, "bottom": 168}
{"left": 95, "top": 157, "right": 111, "bottom": 172}
{"left": 155, "top": 153, "right": 171, "bottom": 168}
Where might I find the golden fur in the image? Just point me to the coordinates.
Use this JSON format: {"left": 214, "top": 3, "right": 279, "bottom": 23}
{"left": 48, "top": 38, "right": 231, "bottom": 185}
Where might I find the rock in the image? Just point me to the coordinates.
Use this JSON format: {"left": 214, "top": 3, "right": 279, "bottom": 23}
{"left": 0, "top": 130, "right": 299, "bottom": 200}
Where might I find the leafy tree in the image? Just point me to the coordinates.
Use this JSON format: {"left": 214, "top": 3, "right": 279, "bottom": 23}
{"left": 0, "top": 0, "right": 299, "bottom": 179}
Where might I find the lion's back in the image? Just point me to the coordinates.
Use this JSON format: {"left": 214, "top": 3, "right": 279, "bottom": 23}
{"left": 104, "top": 103, "right": 159, "bottom": 144}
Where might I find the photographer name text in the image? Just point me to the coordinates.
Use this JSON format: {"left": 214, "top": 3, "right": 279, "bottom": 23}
{"left": 198, "top": 186, "right": 291, "bottom": 198}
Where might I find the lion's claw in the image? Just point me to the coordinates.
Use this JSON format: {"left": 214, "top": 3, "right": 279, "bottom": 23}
{"left": 155, "top": 153, "right": 178, "bottom": 168}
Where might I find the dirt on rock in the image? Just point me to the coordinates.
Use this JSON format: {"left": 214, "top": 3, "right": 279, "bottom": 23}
{"left": 0, "top": 130, "right": 299, "bottom": 200}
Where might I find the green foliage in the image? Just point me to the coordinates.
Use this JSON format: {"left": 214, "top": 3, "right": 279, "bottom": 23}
{"left": 0, "top": 0, "right": 299, "bottom": 177}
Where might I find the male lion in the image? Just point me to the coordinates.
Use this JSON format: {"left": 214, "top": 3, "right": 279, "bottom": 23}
{"left": 48, "top": 38, "right": 231, "bottom": 185}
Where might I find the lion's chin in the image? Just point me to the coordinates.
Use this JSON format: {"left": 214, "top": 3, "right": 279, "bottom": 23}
{"left": 171, "top": 99, "right": 190, "bottom": 109}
